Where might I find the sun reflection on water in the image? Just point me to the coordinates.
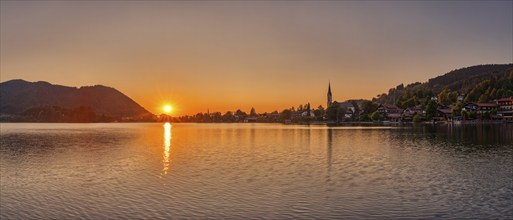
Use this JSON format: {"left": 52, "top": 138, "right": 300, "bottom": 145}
{"left": 162, "top": 122, "right": 172, "bottom": 175}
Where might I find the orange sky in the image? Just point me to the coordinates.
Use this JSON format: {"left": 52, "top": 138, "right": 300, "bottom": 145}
{"left": 1, "top": 1, "right": 512, "bottom": 116}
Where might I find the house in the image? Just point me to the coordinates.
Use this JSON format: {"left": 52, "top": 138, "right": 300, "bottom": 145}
{"left": 476, "top": 103, "right": 498, "bottom": 114}
{"left": 338, "top": 102, "right": 357, "bottom": 118}
{"left": 329, "top": 101, "right": 358, "bottom": 119}
{"left": 402, "top": 105, "right": 424, "bottom": 121}
{"left": 462, "top": 103, "right": 478, "bottom": 112}
{"left": 377, "top": 104, "right": 403, "bottom": 121}
{"left": 301, "top": 110, "right": 315, "bottom": 117}
{"left": 437, "top": 107, "right": 452, "bottom": 120}
{"left": 496, "top": 97, "right": 513, "bottom": 120}
{"left": 244, "top": 117, "right": 257, "bottom": 123}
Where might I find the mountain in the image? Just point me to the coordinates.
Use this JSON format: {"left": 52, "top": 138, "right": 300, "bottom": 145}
{"left": 373, "top": 64, "right": 513, "bottom": 107}
{"left": 0, "top": 80, "right": 152, "bottom": 121}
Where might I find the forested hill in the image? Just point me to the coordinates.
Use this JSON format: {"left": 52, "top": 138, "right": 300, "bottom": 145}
{"left": 0, "top": 80, "right": 151, "bottom": 121}
{"left": 373, "top": 64, "right": 513, "bottom": 107}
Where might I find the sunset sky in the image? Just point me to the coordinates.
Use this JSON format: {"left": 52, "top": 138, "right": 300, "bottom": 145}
{"left": 1, "top": 1, "right": 512, "bottom": 116}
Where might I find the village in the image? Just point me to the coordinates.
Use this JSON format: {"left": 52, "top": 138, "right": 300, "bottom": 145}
{"left": 167, "top": 82, "right": 513, "bottom": 124}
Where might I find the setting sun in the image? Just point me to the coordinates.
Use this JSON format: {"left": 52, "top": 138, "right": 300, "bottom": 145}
{"left": 163, "top": 105, "right": 173, "bottom": 113}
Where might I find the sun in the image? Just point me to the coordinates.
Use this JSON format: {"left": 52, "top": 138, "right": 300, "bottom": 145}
{"left": 163, "top": 105, "right": 173, "bottom": 114}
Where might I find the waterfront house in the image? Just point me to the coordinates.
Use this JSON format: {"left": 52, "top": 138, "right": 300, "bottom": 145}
{"left": 244, "top": 117, "right": 257, "bottom": 123}
{"left": 338, "top": 102, "right": 357, "bottom": 118}
{"left": 476, "top": 103, "right": 498, "bottom": 114}
{"left": 496, "top": 97, "right": 513, "bottom": 120}
{"left": 301, "top": 110, "right": 315, "bottom": 117}
{"left": 437, "top": 107, "right": 452, "bottom": 120}
{"left": 377, "top": 104, "right": 403, "bottom": 121}
{"left": 462, "top": 103, "right": 478, "bottom": 112}
{"left": 402, "top": 105, "right": 424, "bottom": 121}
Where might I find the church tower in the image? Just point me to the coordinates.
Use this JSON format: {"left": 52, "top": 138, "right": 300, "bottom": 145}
{"left": 327, "top": 81, "right": 333, "bottom": 108}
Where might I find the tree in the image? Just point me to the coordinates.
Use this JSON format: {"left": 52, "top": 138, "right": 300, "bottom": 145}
{"left": 250, "top": 107, "right": 257, "bottom": 116}
{"left": 448, "top": 91, "right": 458, "bottom": 103}
{"left": 478, "top": 94, "right": 489, "bottom": 103}
{"left": 326, "top": 105, "right": 338, "bottom": 121}
{"left": 279, "top": 109, "right": 292, "bottom": 120}
{"left": 235, "top": 109, "right": 247, "bottom": 116}
{"left": 401, "top": 97, "right": 416, "bottom": 108}
{"left": 483, "top": 111, "right": 491, "bottom": 120}
{"left": 222, "top": 111, "right": 235, "bottom": 122}
{"left": 438, "top": 89, "right": 451, "bottom": 105}
{"left": 235, "top": 109, "right": 247, "bottom": 121}
{"left": 413, "top": 114, "right": 422, "bottom": 123}
{"left": 370, "top": 111, "right": 382, "bottom": 121}
{"left": 337, "top": 107, "right": 347, "bottom": 122}
{"left": 359, "top": 100, "right": 379, "bottom": 115}
{"left": 452, "top": 101, "right": 463, "bottom": 118}
{"left": 461, "top": 110, "right": 468, "bottom": 121}
{"left": 314, "top": 105, "right": 325, "bottom": 119}
{"left": 425, "top": 100, "right": 438, "bottom": 120}
{"left": 212, "top": 112, "right": 222, "bottom": 122}
{"left": 469, "top": 111, "right": 477, "bottom": 120}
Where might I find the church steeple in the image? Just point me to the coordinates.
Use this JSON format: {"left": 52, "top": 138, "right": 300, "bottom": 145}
{"left": 327, "top": 81, "right": 333, "bottom": 108}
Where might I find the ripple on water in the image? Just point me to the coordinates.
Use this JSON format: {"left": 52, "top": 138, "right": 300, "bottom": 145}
{"left": 1, "top": 123, "right": 512, "bottom": 219}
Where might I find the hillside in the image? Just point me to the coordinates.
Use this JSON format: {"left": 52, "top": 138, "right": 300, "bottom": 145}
{"left": 0, "top": 80, "right": 152, "bottom": 121}
{"left": 373, "top": 64, "right": 513, "bottom": 107}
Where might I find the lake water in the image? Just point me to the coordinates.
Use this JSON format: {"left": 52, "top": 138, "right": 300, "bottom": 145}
{"left": 1, "top": 123, "right": 512, "bottom": 219}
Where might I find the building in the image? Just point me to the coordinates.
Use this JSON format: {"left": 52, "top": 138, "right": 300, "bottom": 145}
{"left": 462, "top": 103, "right": 478, "bottom": 112}
{"left": 301, "top": 110, "right": 315, "bottom": 117}
{"left": 327, "top": 82, "right": 333, "bottom": 108}
{"left": 496, "top": 97, "right": 513, "bottom": 120}
{"left": 402, "top": 105, "right": 424, "bottom": 121}
{"left": 377, "top": 104, "right": 403, "bottom": 121}
{"left": 338, "top": 102, "right": 357, "bottom": 118}
{"left": 437, "top": 107, "right": 452, "bottom": 120}
{"left": 325, "top": 83, "right": 359, "bottom": 119}
{"left": 476, "top": 103, "right": 498, "bottom": 114}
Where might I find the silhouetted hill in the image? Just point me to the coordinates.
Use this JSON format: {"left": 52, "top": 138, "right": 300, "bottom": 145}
{"left": 373, "top": 64, "right": 513, "bottom": 107}
{"left": 0, "top": 80, "right": 152, "bottom": 120}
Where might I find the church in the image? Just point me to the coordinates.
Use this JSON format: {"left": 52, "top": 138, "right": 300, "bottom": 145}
{"left": 326, "top": 82, "right": 357, "bottom": 118}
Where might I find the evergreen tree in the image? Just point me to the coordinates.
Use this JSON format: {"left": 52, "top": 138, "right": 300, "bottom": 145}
{"left": 425, "top": 100, "right": 438, "bottom": 120}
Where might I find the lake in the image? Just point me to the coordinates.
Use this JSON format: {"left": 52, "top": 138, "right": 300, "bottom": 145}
{"left": 1, "top": 123, "right": 512, "bottom": 219}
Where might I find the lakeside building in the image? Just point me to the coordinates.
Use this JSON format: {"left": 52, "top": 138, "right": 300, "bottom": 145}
{"left": 327, "top": 82, "right": 333, "bottom": 108}
{"left": 324, "top": 82, "right": 511, "bottom": 123}
{"left": 437, "top": 107, "right": 453, "bottom": 120}
{"left": 402, "top": 105, "right": 424, "bottom": 121}
{"left": 496, "top": 97, "right": 513, "bottom": 120}
{"left": 325, "top": 83, "right": 360, "bottom": 119}
{"left": 377, "top": 104, "right": 403, "bottom": 121}
{"left": 462, "top": 103, "right": 478, "bottom": 112}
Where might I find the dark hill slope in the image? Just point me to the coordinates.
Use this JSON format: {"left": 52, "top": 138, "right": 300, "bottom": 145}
{"left": 373, "top": 64, "right": 513, "bottom": 107}
{"left": 0, "top": 80, "right": 151, "bottom": 117}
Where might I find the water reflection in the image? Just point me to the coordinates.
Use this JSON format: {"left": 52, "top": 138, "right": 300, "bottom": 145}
{"left": 162, "top": 122, "right": 172, "bottom": 175}
{"left": 1, "top": 123, "right": 512, "bottom": 219}
{"left": 326, "top": 128, "right": 333, "bottom": 183}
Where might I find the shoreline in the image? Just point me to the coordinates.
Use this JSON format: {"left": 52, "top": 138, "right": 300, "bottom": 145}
{"left": 1, "top": 120, "right": 512, "bottom": 125}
